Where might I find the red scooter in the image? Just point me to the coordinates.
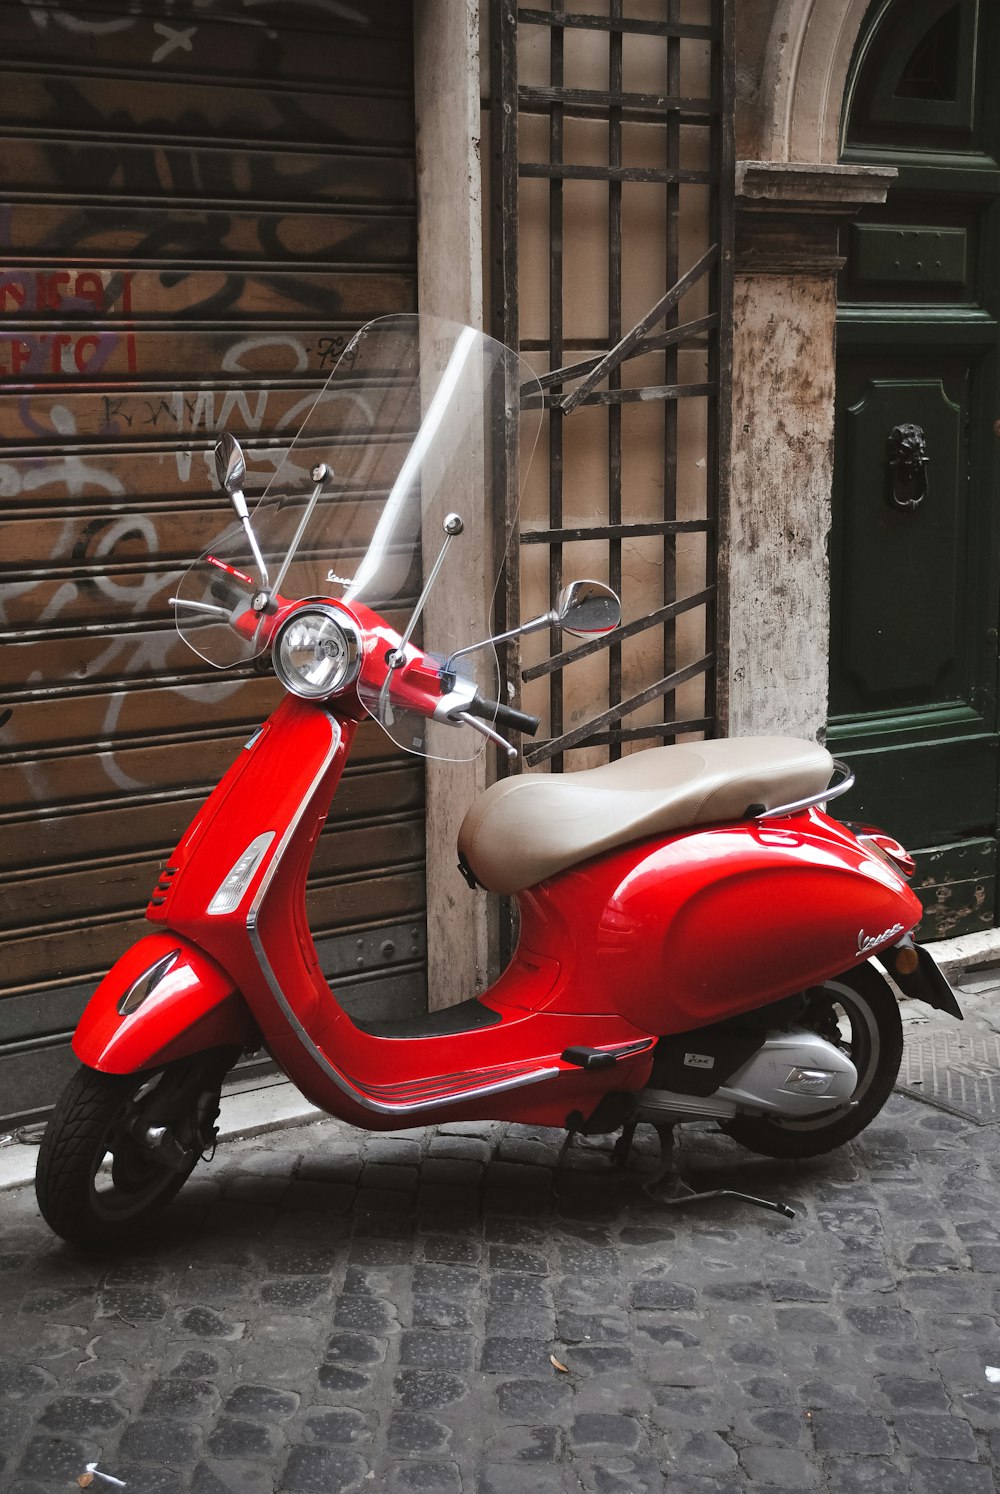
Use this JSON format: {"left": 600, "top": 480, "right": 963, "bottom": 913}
{"left": 35, "top": 316, "right": 961, "bottom": 1246}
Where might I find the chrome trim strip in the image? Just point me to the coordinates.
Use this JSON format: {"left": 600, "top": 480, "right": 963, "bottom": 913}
{"left": 756, "top": 758, "right": 855, "bottom": 821}
{"left": 245, "top": 713, "right": 562, "bottom": 1116}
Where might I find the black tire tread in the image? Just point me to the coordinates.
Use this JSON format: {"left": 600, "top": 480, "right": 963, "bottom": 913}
{"left": 35, "top": 1066, "right": 190, "bottom": 1248}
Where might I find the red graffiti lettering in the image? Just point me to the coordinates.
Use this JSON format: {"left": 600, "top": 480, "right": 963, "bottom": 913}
{"left": 10, "top": 338, "right": 33, "bottom": 374}
{"left": 0, "top": 277, "right": 26, "bottom": 311}
{"left": 74, "top": 272, "right": 105, "bottom": 312}
{"left": 74, "top": 335, "right": 101, "bottom": 372}
{"left": 126, "top": 331, "right": 137, "bottom": 374}
{"left": 121, "top": 271, "right": 133, "bottom": 316}
{"left": 35, "top": 272, "right": 56, "bottom": 310}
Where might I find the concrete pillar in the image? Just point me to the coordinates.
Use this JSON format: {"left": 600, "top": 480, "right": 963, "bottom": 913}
{"left": 720, "top": 162, "right": 893, "bottom": 741}
{"left": 413, "top": 2, "right": 494, "bottom": 1008}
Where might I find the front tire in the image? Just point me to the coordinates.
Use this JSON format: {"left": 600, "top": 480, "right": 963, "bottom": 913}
{"left": 35, "top": 1053, "right": 231, "bottom": 1247}
{"left": 721, "top": 962, "right": 903, "bottom": 1160}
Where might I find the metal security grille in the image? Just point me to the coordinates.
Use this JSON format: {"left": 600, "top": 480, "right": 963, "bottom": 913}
{"left": 0, "top": 0, "right": 423, "bottom": 1125}
{"left": 489, "top": 0, "right": 733, "bottom": 770}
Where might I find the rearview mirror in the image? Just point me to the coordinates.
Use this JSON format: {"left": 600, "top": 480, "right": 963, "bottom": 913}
{"left": 554, "top": 579, "right": 621, "bottom": 638}
{"left": 214, "top": 432, "right": 247, "bottom": 503}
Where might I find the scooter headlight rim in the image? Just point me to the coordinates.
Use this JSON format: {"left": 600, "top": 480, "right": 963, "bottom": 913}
{"left": 272, "top": 605, "right": 362, "bottom": 700}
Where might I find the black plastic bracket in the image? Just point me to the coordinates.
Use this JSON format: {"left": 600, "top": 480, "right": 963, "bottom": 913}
{"left": 561, "top": 1046, "right": 616, "bottom": 1071}
{"left": 889, "top": 943, "right": 963, "bottom": 1020}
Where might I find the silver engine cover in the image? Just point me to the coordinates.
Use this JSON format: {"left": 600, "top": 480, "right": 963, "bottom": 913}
{"left": 636, "top": 1028, "right": 858, "bottom": 1125}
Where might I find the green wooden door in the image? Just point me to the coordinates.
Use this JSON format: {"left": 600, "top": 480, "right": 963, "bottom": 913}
{"left": 833, "top": 0, "right": 1000, "bottom": 937}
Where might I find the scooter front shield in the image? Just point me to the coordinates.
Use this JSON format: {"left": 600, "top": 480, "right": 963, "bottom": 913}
{"left": 73, "top": 932, "right": 260, "bottom": 1073}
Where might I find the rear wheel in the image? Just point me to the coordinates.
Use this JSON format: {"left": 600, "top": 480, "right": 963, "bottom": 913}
{"left": 721, "top": 962, "right": 902, "bottom": 1159}
{"left": 35, "top": 1051, "right": 234, "bottom": 1247}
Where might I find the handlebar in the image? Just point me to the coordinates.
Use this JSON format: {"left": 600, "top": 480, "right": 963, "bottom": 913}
{"left": 466, "top": 694, "right": 540, "bottom": 737}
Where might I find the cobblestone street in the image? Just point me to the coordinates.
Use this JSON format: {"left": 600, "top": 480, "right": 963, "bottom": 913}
{"left": 4, "top": 992, "right": 1000, "bottom": 1494}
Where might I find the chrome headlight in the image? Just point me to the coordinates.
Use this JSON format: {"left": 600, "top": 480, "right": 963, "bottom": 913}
{"left": 272, "top": 606, "right": 362, "bottom": 700}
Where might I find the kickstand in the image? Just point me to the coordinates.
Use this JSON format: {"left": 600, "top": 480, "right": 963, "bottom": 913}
{"left": 611, "top": 1121, "right": 637, "bottom": 1170}
{"left": 643, "top": 1124, "right": 795, "bottom": 1220}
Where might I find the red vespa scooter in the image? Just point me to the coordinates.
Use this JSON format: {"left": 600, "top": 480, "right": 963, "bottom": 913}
{"left": 35, "top": 316, "right": 961, "bottom": 1246}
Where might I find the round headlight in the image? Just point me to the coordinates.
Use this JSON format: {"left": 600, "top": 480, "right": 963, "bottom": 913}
{"left": 272, "top": 607, "right": 361, "bottom": 700}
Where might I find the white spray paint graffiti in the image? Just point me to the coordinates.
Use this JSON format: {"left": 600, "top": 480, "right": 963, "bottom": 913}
{"left": 5, "top": 365, "right": 377, "bottom": 807}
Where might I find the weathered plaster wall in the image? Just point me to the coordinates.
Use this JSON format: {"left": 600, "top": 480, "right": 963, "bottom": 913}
{"left": 727, "top": 272, "right": 836, "bottom": 738}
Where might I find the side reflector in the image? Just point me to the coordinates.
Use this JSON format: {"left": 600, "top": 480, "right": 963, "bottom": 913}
{"left": 208, "top": 832, "right": 275, "bottom": 915}
{"left": 894, "top": 945, "right": 920, "bottom": 976}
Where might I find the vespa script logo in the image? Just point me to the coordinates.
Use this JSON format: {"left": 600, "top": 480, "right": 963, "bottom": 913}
{"left": 857, "top": 923, "right": 904, "bottom": 957}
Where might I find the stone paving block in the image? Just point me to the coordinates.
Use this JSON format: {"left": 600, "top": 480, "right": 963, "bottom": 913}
{"left": 324, "top": 1330, "right": 387, "bottom": 1366}
{"left": 496, "top": 1377, "right": 573, "bottom": 1421}
{"left": 207, "top": 1415, "right": 286, "bottom": 1459}
{"left": 741, "top": 1442, "right": 822, "bottom": 1485}
{"left": 734, "top": 1408, "right": 811, "bottom": 1448}
{"left": 316, "top": 1366, "right": 373, "bottom": 1396}
{"left": 17, "top": 1435, "right": 101, "bottom": 1480}
{"left": 412, "top": 1294, "right": 475, "bottom": 1330}
{"left": 423, "top": 1234, "right": 483, "bottom": 1265}
{"left": 281, "top": 1444, "right": 370, "bottom": 1493}
{"left": 386, "top": 1458, "right": 464, "bottom": 1491}
{"left": 428, "top": 1134, "right": 491, "bottom": 1162}
{"left": 334, "top": 1294, "right": 399, "bottom": 1332}
{"left": 261, "top": 1276, "right": 330, "bottom": 1309}
{"left": 172, "top": 1306, "right": 245, "bottom": 1339}
{"left": 558, "top": 1307, "right": 629, "bottom": 1342}
{"left": 819, "top": 1458, "right": 909, "bottom": 1493}
{"left": 191, "top": 1458, "right": 277, "bottom": 1494}
{"left": 909, "top": 1462, "right": 999, "bottom": 1494}
{"left": 110, "top": 1465, "right": 184, "bottom": 1494}
{"left": 388, "top": 1411, "right": 453, "bottom": 1453}
{"left": 222, "top": 1384, "right": 299, "bottom": 1421}
{"left": 38, "top": 1393, "right": 127, "bottom": 1434}
{"left": 394, "top": 1370, "right": 470, "bottom": 1411}
{"left": 481, "top": 1336, "right": 549, "bottom": 1371}
{"left": 303, "top": 1407, "right": 372, "bottom": 1444}
{"left": 810, "top": 1410, "right": 893, "bottom": 1456}
{"left": 579, "top": 1451, "right": 670, "bottom": 1493}
{"left": 874, "top": 1374, "right": 953, "bottom": 1413}
{"left": 894, "top": 1413, "right": 979, "bottom": 1460}
{"left": 118, "top": 1415, "right": 203, "bottom": 1463}
{"left": 400, "top": 1331, "right": 475, "bottom": 1370}
{"left": 661, "top": 1426, "right": 739, "bottom": 1476}
{"left": 484, "top": 1304, "right": 556, "bottom": 1339}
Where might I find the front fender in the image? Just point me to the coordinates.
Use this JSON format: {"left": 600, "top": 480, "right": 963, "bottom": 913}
{"left": 74, "top": 933, "right": 260, "bottom": 1073}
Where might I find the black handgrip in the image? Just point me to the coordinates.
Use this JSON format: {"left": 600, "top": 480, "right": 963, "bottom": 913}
{"left": 468, "top": 695, "right": 540, "bottom": 737}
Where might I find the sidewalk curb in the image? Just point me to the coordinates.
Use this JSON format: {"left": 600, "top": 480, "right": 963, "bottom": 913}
{"left": 0, "top": 1079, "right": 322, "bottom": 1194}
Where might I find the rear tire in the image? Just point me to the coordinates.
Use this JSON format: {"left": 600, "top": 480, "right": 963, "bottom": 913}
{"left": 35, "top": 1055, "right": 229, "bottom": 1248}
{"left": 721, "top": 962, "right": 903, "bottom": 1160}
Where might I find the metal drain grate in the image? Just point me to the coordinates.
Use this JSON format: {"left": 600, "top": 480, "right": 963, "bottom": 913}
{"left": 897, "top": 1029, "right": 1000, "bottom": 1125}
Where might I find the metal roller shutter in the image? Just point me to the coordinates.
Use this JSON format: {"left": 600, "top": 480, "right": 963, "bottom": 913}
{"left": 0, "top": 0, "right": 426, "bottom": 1126}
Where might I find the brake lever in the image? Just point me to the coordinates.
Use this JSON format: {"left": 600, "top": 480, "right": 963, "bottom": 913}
{"left": 456, "top": 710, "right": 518, "bottom": 761}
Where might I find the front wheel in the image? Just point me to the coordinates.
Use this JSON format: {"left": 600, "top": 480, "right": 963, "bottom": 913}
{"left": 721, "top": 962, "right": 903, "bottom": 1160}
{"left": 35, "top": 1050, "right": 235, "bottom": 1247}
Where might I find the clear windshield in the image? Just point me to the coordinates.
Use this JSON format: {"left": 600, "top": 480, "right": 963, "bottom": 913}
{"left": 175, "top": 315, "right": 543, "bottom": 760}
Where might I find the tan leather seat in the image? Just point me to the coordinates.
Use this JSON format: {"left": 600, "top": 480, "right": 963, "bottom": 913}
{"left": 458, "top": 736, "right": 834, "bottom": 894}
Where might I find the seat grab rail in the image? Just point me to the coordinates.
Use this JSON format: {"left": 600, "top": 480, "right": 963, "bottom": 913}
{"left": 753, "top": 758, "right": 855, "bottom": 822}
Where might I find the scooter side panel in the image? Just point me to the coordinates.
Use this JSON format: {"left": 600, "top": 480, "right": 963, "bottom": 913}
{"left": 518, "top": 811, "right": 923, "bottom": 1033}
{"left": 613, "top": 814, "right": 922, "bottom": 1032}
{"left": 73, "top": 933, "right": 260, "bottom": 1073}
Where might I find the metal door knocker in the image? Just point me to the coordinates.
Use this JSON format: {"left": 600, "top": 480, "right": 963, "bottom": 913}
{"left": 887, "top": 423, "right": 929, "bottom": 510}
